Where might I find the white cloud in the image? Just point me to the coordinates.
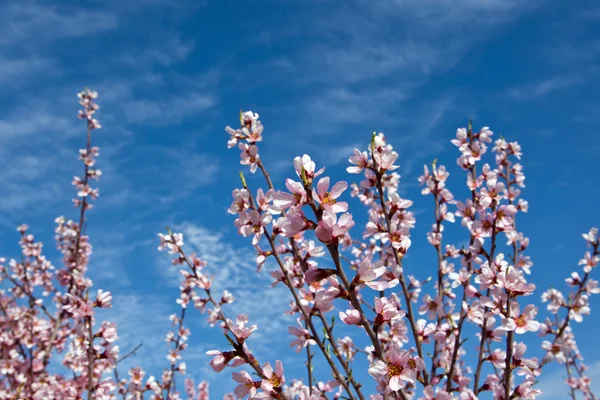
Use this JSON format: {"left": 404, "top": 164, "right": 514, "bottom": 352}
{"left": 116, "top": 35, "right": 195, "bottom": 68}
{"left": 0, "top": 56, "right": 60, "bottom": 85}
{"left": 239, "top": 1, "right": 535, "bottom": 182}
{"left": 121, "top": 93, "right": 215, "bottom": 127}
{"left": 265, "top": 0, "right": 538, "bottom": 86}
{"left": 0, "top": 116, "right": 78, "bottom": 214}
{"left": 103, "top": 146, "right": 220, "bottom": 208}
{"left": 167, "top": 223, "right": 295, "bottom": 357}
{"left": 506, "top": 76, "right": 584, "bottom": 100}
{"left": 100, "top": 293, "right": 174, "bottom": 371}
{"left": 536, "top": 360, "right": 600, "bottom": 399}
{"left": 0, "top": 2, "right": 118, "bottom": 47}
{"left": 0, "top": 110, "right": 78, "bottom": 140}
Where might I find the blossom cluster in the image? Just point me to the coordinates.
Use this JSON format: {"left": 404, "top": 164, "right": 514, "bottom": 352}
{"left": 0, "top": 90, "right": 597, "bottom": 400}
{"left": 216, "top": 113, "right": 597, "bottom": 400}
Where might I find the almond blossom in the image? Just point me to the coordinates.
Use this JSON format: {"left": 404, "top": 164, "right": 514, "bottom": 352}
{"left": 312, "top": 177, "right": 349, "bottom": 213}
{"left": 368, "top": 345, "right": 424, "bottom": 391}
{"left": 315, "top": 210, "right": 355, "bottom": 244}
{"left": 500, "top": 303, "right": 540, "bottom": 334}
{"left": 2, "top": 88, "right": 598, "bottom": 400}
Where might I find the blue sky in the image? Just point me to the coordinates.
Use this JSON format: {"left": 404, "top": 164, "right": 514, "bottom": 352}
{"left": 1, "top": 0, "right": 599, "bottom": 398}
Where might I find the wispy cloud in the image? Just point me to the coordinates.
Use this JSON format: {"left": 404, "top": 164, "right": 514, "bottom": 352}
{"left": 244, "top": 0, "right": 538, "bottom": 183}
{"left": 164, "top": 223, "right": 294, "bottom": 356}
{"left": 100, "top": 293, "right": 174, "bottom": 371}
{"left": 256, "top": 0, "right": 538, "bottom": 87}
{"left": 2, "top": 1, "right": 600, "bottom": 397}
{"left": 506, "top": 75, "right": 583, "bottom": 100}
{"left": 116, "top": 35, "right": 195, "bottom": 68}
{"left": 121, "top": 93, "right": 215, "bottom": 127}
{"left": 0, "top": 107, "right": 80, "bottom": 216}
{"left": 0, "top": 2, "right": 118, "bottom": 47}
{"left": 536, "top": 360, "right": 600, "bottom": 399}
{"left": 101, "top": 146, "right": 219, "bottom": 210}
{"left": 0, "top": 56, "right": 59, "bottom": 85}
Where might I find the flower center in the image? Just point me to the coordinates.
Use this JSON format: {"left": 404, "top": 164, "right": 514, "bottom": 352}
{"left": 270, "top": 375, "right": 282, "bottom": 387}
{"left": 551, "top": 345, "right": 561, "bottom": 354}
{"left": 322, "top": 192, "right": 337, "bottom": 205}
{"left": 387, "top": 363, "right": 402, "bottom": 377}
{"left": 515, "top": 314, "right": 527, "bottom": 328}
{"left": 249, "top": 381, "right": 261, "bottom": 389}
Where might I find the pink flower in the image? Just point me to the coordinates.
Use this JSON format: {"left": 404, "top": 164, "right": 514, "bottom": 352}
{"left": 579, "top": 251, "right": 599, "bottom": 273}
{"left": 229, "top": 188, "right": 250, "bottom": 214}
{"left": 221, "top": 290, "right": 235, "bottom": 304}
{"left": 95, "top": 289, "right": 112, "bottom": 308}
{"left": 197, "top": 381, "right": 210, "bottom": 400}
{"left": 418, "top": 294, "right": 444, "bottom": 320}
{"left": 512, "top": 378, "right": 541, "bottom": 399}
{"left": 368, "top": 345, "right": 423, "bottom": 391}
{"left": 261, "top": 360, "right": 285, "bottom": 393}
{"left": 100, "top": 321, "right": 118, "bottom": 343}
{"left": 232, "top": 370, "right": 257, "bottom": 398}
{"left": 423, "top": 387, "right": 452, "bottom": 400}
{"left": 304, "top": 267, "right": 337, "bottom": 284}
{"left": 280, "top": 206, "right": 309, "bottom": 237}
{"left": 289, "top": 319, "right": 316, "bottom": 352}
{"left": 337, "top": 336, "right": 356, "bottom": 360}
{"left": 273, "top": 179, "right": 307, "bottom": 209}
{"left": 372, "top": 134, "right": 399, "bottom": 172}
{"left": 62, "top": 294, "right": 94, "bottom": 318}
{"left": 500, "top": 303, "right": 540, "bottom": 334}
{"left": 294, "top": 154, "right": 325, "bottom": 183}
{"left": 456, "top": 199, "right": 476, "bottom": 226}
{"left": 129, "top": 366, "right": 145, "bottom": 385}
{"left": 339, "top": 309, "right": 362, "bottom": 325}
{"left": 238, "top": 143, "right": 260, "bottom": 173}
{"left": 451, "top": 127, "right": 468, "bottom": 150}
{"left": 312, "top": 288, "right": 338, "bottom": 312}
{"left": 381, "top": 221, "right": 411, "bottom": 254}
{"left": 254, "top": 245, "right": 271, "bottom": 271}
{"left": 582, "top": 227, "right": 598, "bottom": 246}
{"left": 315, "top": 211, "right": 355, "bottom": 244}
{"left": 313, "top": 177, "right": 348, "bottom": 213}
{"left": 541, "top": 340, "right": 567, "bottom": 364}
{"left": 158, "top": 232, "right": 184, "bottom": 253}
{"left": 541, "top": 288, "right": 565, "bottom": 314}
{"left": 230, "top": 314, "right": 258, "bottom": 341}
{"left": 206, "top": 350, "right": 243, "bottom": 372}
{"left": 235, "top": 210, "right": 272, "bottom": 245}
{"left": 374, "top": 297, "right": 404, "bottom": 328}
{"left": 225, "top": 111, "right": 264, "bottom": 147}
{"left": 510, "top": 342, "right": 538, "bottom": 377}
{"left": 568, "top": 295, "right": 591, "bottom": 323}
{"left": 256, "top": 188, "right": 281, "bottom": 215}
{"left": 415, "top": 319, "right": 436, "bottom": 344}
{"left": 353, "top": 257, "right": 398, "bottom": 291}
{"left": 388, "top": 192, "right": 414, "bottom": 213}
{"left": 347, "top": 148, "right": 369, "bottom": 174}
{"left": 167, "top": 349, "right": 181, "bottom": 364}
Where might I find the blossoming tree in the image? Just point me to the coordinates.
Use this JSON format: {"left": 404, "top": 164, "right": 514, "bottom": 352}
{"left": 0, "top": 90, "right": 597, "bottom": 400}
